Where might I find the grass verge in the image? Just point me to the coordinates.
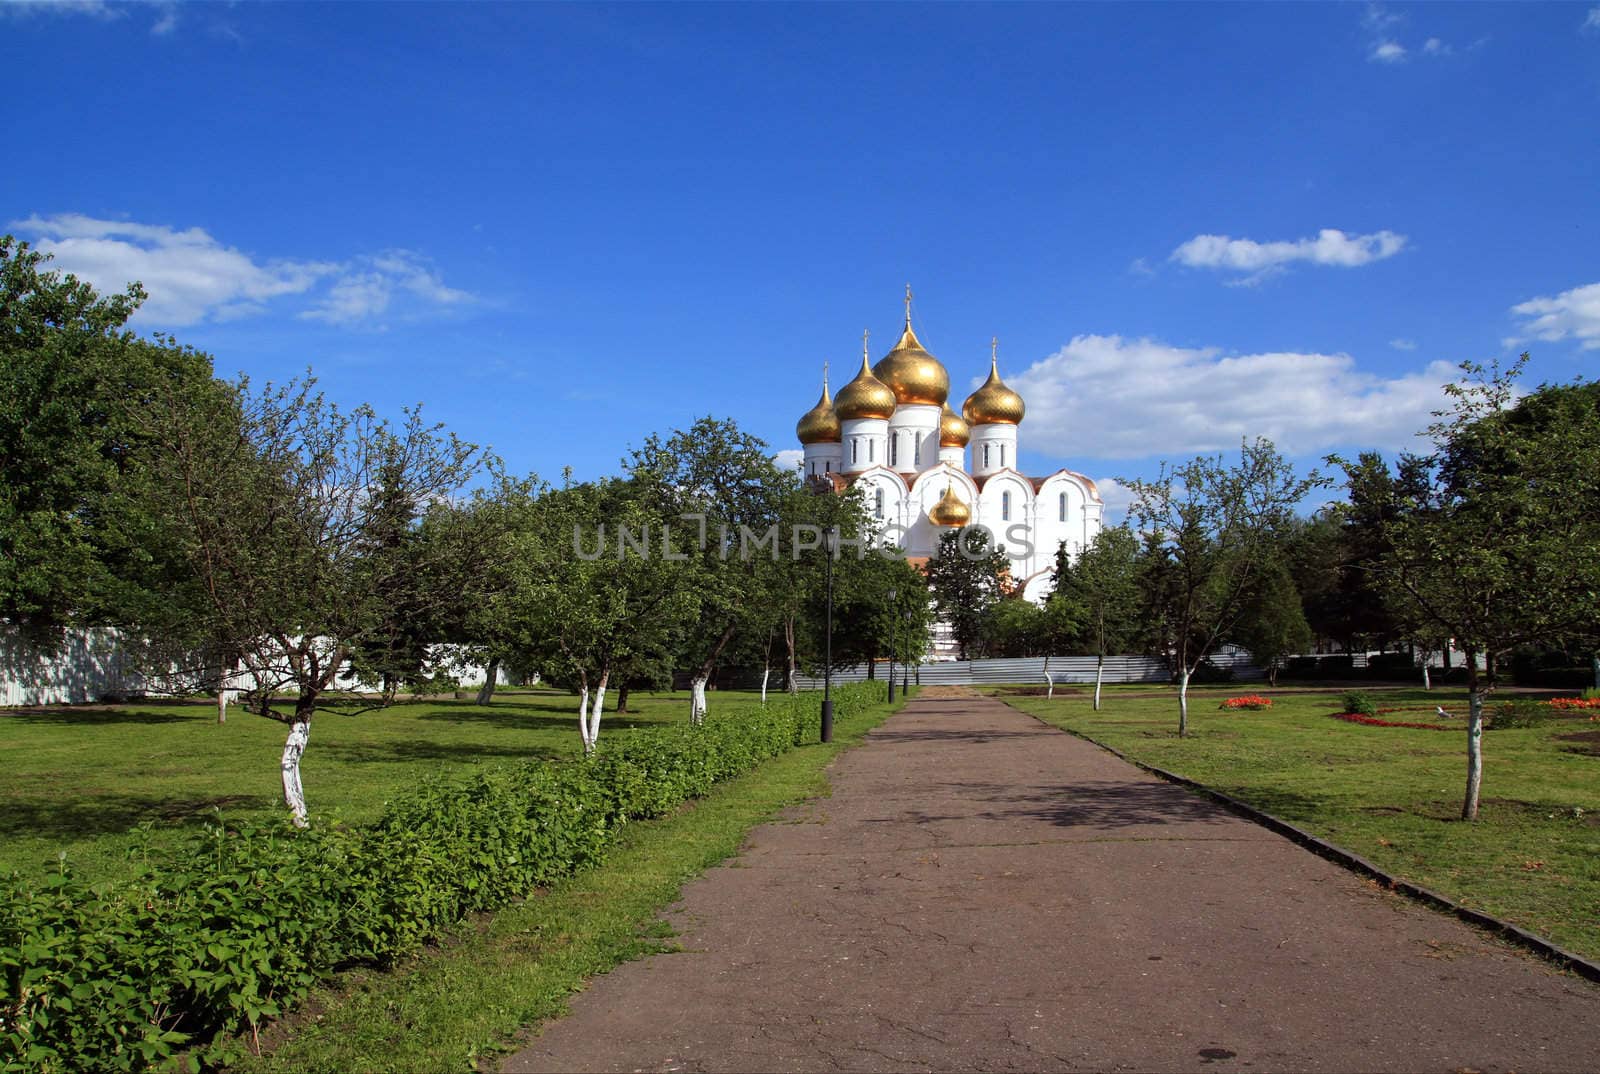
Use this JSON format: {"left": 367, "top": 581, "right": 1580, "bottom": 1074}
{"left": 990, "top": 683, "right": 1600, "bottom": 962}
{"left": 0, "top": 689, "right": 765, "bottom": 885}
{"left": 221, "top": 691, "right": 907, "bottom": 1074}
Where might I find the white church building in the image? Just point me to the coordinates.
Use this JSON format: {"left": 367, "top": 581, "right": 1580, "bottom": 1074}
{"left": 796, "top": 294, "right": 1104, "bottom": 603}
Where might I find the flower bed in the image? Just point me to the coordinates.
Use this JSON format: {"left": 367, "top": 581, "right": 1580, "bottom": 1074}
{"left": 1331, "top": 711, "right": 1457, "bottom": 731}
{"left": 1219, "top": 695, "right": 1273, "bottom": 711}
{"left": 1549, "top": 697, "right": 1600, "bottom": 711}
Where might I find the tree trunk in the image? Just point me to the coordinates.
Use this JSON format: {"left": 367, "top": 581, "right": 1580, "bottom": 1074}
{"left": 1267, "top": 663, "right": 1278, "bottom": 688}
{"left": 1094, "top": 651, "right": 1105, "bottom": 710}
{"left": 1462, "top": 651, "right": 1485, "bottom": 821}
{"left": 867, "top": 658, "right": 877, "bottom": 680}
{"left": 1177, "top": 666, "right": 1191, "bottom": 737}
{"left": 690, "top": 676, "right": 708, "bottom": 726}
{"left": 1591, "top": 653, "right": 1600, "bottom": 690}
{"left": 280, "top": 705, "right": 313, "bottom": 828}
{"left": 689, "top": 622, "right": 738, "bottom": 724}
{"left": 616, "top": 684, "right": 630, "bottom": 713}
{"left": 475, "top": 657, "right": 500, "bottom": 705}
{"left": 784, "top": 616, "right": 798, "bottom": 694}
{"left": 760, "top": 666, "right": 770, "bottom": 704}
{"left": 577, "top": 677, "right": 589, "bottom": 746}
{"left": 1043, "top": 654, "right": 1054, "bottom": 700}
{"left": 1422, "top": 662, "right": 1432, "bottom": 691}
{"left": 583, "top": 669, "right": 608, "bottom": 756}
{"left": 216, "top": 689, "right": 228, "bottom": 724}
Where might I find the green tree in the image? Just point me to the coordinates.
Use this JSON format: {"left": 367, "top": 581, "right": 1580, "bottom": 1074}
{"left": 1126, "top": 439, "right": 1326, "bottom": 735}
{"left": 925, "top": 527, "right": 1011, "bottom": 659}
{"left": 135, "top": 376, "right": 490, "bottom": 824}
{"left": 1053, "top": 526, "right": 1141, "bottom": 708}
{"left": 1343, "top": 358, "right": 1600, "bottom": 819}
{"left": 627, "top": 418, "right": 794, "bottom": 723}
{"left": 0, "top": 236, "right": 218, "bottom": 646}
{"left": 1231, "top": 554, "right": 1312, "bottom": 687}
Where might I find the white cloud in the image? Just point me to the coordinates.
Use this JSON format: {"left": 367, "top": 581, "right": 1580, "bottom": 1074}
{"left": 1091, "top": 476, "right": 1139, "bottom": 526}
{"left": 14, "top": 213, "right": 472, "bottom": 328}
{"left": 772, "top": 448, "right": 804, "bottom": 472}
{"left": 1170, "top": 228, "right": 1406, "bottom": 283}
{"left": 1371, "top": 40, "right": 1407, "bottom": 63}
{"left": 301, "top": 251, "right": 471, "bottom": 325}
{"left": 1389, "top": 338, "right": 1418, "bottom": 351}
{"left": 1008, "top": 334, "right": 1456, "bottom": 461}
{"left": 1363, "top": 2, "right": 1403, "bottom": 33}
{"left": 150, "top": 3, "right": 175, "bottom": 34}
{"left": 1422, "top": 37, "right": 1451, "bottom": 55}
{"left": 1584, "top": 8, "right": 1600, "bottom": 32}
{"left": 1509, "top": 281, "right": 1600, "bottom": 351}
{"left": 0, "top": 0, "right": 124, "bottom": 19}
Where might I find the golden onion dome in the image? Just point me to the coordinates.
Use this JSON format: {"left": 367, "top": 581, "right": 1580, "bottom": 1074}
{"left": 962, "top": 342, "right": 1026, "bottom": 426}
{"left": 873, "top": 323, "right": 950, "bottom": 407}
{"left": 939, "top": 402, "right": 970, "bottom": 447}
{"left": 833, "top": 350, "right": 897, "bottom": 421}
{"left": 928, "top": 485, "right": 971, "bottom": 528}
{"left": 795, "top": 373, "right": 841, "bottom": 445}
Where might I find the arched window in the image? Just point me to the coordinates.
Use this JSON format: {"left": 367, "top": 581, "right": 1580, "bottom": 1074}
{"left": 1000, "top": 444, "right": 1006, "bottom": 468}
{"left": 824, "top": 460, "right": 831, "bottom": 474}
{"left": 1001, "top": 490, "right": 1011, "bottom": 521}
{"left": 983, "top": 444, "right": 990, "bottom": 468}
{"left": 890, "top": 436, "right": 898, "bottom": 468}
{"left": 1058, "top": 492, "right": 1067, "bottom": 522}
{"left": 913, "top": 439, "right": 921, "bottom": 467}
{"left": 851, "top": 440, "right": 859, "bottom": 465}
{"left": 868, "top": 439, "right": 875, "bottom": 463}
{"left": 875, "top": 488, "right": 885, "bottom": 518}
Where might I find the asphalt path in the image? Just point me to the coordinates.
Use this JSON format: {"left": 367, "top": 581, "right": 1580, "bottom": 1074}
{"left": 500, "top": 687, "right": 1600, "bottom": 1073}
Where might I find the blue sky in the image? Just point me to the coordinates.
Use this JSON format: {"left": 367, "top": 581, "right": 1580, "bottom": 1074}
{"left": 6, "top": 1, "right": 1599, "bottom": 517}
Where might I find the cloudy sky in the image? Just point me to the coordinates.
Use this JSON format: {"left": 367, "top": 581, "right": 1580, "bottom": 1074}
{"left": 5, "top": 1, "right": 1598, "bottom": 519}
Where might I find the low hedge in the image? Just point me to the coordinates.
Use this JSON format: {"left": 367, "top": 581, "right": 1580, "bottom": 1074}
{"left": 0, "top": 682, "right": 886, "bottom": 1072}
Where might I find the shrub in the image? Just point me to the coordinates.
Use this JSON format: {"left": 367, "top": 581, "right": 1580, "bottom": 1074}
{"left": 1341, "top": 691, "right": 1379, "bottom": 717}
{"left": 1488, "top": 700, "right": 1548, "bottom": 730}
{"left": 0, "top": 681, "right": 888, "bottom": 1072}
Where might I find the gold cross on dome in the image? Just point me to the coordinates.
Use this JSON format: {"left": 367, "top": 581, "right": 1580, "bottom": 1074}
{"left": 904, "top": 283, "right": 913, "bottom": 326}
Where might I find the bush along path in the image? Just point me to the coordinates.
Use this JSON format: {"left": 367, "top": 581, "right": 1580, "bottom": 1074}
{"left": 0, "top": 683, "right": 886, "bottom": 1073}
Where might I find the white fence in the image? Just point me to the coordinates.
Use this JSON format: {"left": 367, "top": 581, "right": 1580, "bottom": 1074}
{"left": 794, "top": 650, "right": 1262, "bottom": 689}
{"left": 0, "top": 627, "right": 510, "bottom": 707}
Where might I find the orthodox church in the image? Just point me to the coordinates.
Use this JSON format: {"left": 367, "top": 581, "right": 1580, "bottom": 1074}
{"left": 795, "top": 291, "right": 1104, "bottom": 603}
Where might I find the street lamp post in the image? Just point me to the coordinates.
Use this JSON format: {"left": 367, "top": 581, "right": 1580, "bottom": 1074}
{"left": 886, "top": 586, "right": 898, "bottom": 703}
{"left": 903, "top": 609, "right": 913, "bottom": 694}
{"left": 822, "top": 525, "right": 837, "bottom": 743}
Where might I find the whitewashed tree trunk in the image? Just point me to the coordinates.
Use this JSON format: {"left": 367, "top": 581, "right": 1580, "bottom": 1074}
{"left": 476, "top": 657, "right": 500, "bottom": 705}
{"left": 1177, "top": 666, "right": 1191, "bottom": 736}
{"left": 690, "top": 675, "right": 708, "bottom": 726}
{"left": 1463, "top": 686, "right": 1484, "bottom": 820}
{"left": 1422, "top": 663, "right": 1432, "bottom": 691}
{"left": 1094, "top": 651, "right": 1105, "bottom": 711}
{"left": 280, "top": 716, "right": 311, "bottom": 828}
{"left": 1044, "top": 654, "right": 1054, "bottom": 700}
{"left": 761, "top": 666, "right": 770, "bottom": 704}
{"left": 584, "top": 670, "right": 608, "bottom": 756}
{"left": 577, "top": 684, "right": 589, "bottom": 746}
{"left": 216, "top": 689, "right": 228, "bottom": 724}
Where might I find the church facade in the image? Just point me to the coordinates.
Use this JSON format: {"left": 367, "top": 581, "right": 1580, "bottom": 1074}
{"left": 795, "top": 297, "right": 1104, "bottom": 603}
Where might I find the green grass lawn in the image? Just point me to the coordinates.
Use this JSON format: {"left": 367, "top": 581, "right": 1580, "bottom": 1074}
{"left": 0, "top": 687, "right": 766, "bottom": 885}
{"left": 991, "top": 683, "right": 1600, "bottom": 962}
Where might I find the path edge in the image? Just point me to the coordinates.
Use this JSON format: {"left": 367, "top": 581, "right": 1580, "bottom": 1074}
{"left": 1000, "top": 700, "right": 1600, "bottom": 986}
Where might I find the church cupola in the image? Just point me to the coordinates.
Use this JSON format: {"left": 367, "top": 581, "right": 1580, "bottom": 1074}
{"left": 928, "top": 484, "right": 971, "bottom": 528}
{"left": 796, "top": 366, "right": 843, "bottom": 479}
{"left": 873, "top": 285, "right": 950, "bottom": 407}
{"left": 938, "top": 402, "right": 969, "bottom": 467}
{"left": 966, "top": 337, "right": 1023, "bottom": 478}
{"left": 835, "top": 333, "right": 893, "bottom": 473}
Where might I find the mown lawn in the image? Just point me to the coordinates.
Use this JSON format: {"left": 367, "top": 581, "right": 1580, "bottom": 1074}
{"left": 991, "top": 683, "right": 1600, "bottom": 962}
{"left": 0, "top": 688, "right": 763, "bottom": 885}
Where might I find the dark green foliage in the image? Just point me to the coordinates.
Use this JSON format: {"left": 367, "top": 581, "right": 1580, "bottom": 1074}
{"left": 0, "top": 683, "right": 885, "bottom": 1072}
{"left": 1488, "top": 700, "right": 1548, "bottom": 730}
{"left": 1341, "top": 690, "right": 1379, "bottom": 717}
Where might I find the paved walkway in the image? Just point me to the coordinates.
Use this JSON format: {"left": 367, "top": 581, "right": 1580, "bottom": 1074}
{"left": 501, "top": 689, "right": 1600, "bottom": 1072}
